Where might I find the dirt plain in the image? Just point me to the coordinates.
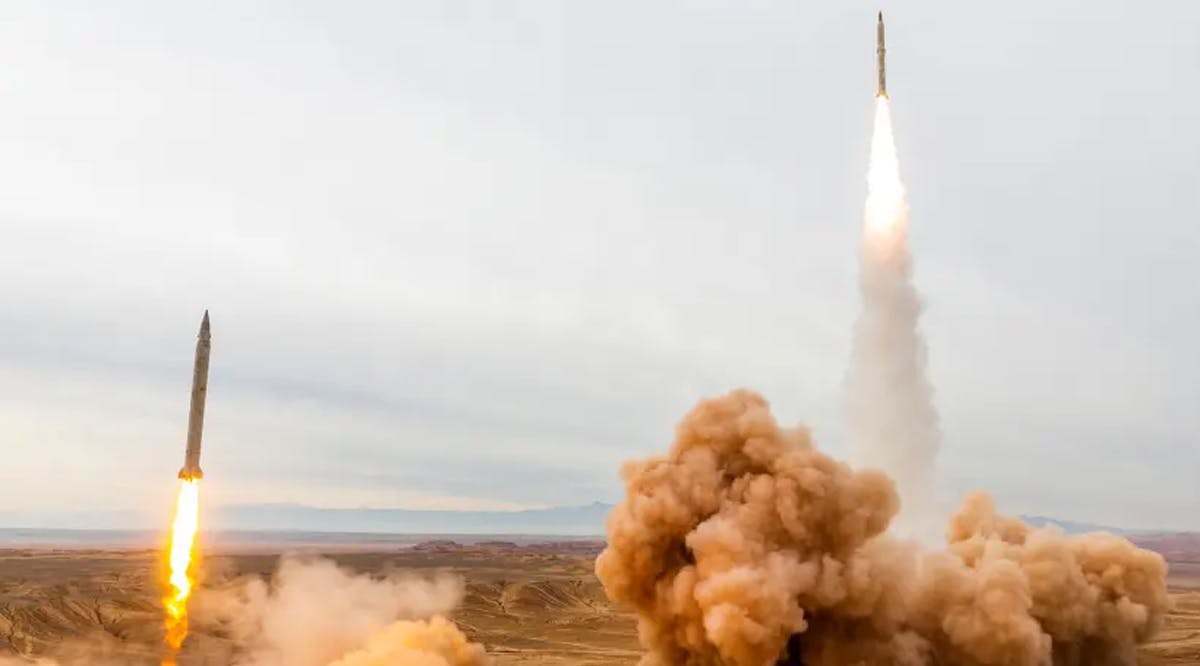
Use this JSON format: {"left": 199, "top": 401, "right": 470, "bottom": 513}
{"left": 0, "top": 538, "right": 1196, "bottom": 665}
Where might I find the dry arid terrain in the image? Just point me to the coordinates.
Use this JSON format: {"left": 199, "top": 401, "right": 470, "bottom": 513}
{"left": 0, "top": 537, "right": 1196, "bottom": 665}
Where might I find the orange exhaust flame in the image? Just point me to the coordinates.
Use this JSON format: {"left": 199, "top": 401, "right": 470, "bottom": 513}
{"left": 162, "top": 478, "right": 200, "bottom": 665}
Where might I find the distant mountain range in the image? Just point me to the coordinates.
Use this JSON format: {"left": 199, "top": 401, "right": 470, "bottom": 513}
{"left": 1016, "top": 515, "right": 1139, "bottom": 535}
{"left": 209, "top": 501, "right": 613, "bottom": 535}
{"left": 0, "top": 502, "right": 1181, "bottom": 537}
{"left": 209, "top": 505, "right": 1142, "bottom": 537}
{"left": 0, "top": 502, "right": 616, "bottom": 536}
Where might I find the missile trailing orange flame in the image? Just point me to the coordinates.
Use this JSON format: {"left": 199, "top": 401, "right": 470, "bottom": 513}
{"left": 161, "top": 311, "right": 213, "bottom": 664}
{"left": 865, "top": 14, "right": 906, "bottom": 243}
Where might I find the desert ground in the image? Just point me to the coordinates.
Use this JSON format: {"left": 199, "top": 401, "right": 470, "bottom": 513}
{"left": 0, "top": 538, "right": 1196, "bottom": 665}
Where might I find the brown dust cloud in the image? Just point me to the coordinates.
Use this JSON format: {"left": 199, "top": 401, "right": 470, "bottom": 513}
{"left": 595, "top": 390, "right": 1169, "bottom": 666}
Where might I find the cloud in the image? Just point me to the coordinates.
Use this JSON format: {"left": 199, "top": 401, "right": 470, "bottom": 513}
{"left": 0, "top": 0, "right": 1196, "bottom": 528}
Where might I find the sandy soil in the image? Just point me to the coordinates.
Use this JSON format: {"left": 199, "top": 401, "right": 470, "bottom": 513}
{"left": 0, "top": 541, "right": 1195, "bottom": 665}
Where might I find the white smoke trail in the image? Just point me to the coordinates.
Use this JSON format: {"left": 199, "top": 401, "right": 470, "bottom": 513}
{"left": 845, "top": 96, "right": 941, "bottom": 540}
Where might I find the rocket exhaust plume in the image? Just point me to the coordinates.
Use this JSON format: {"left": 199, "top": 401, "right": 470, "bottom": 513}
{"left": 162, "top": 311, "right": 211, "bottom": 664}
{"left": 845, "top": 16, "right": 940, "bottom": 539}
{"left": 596, "top": 390, "right": 1169, "bottom": 666}
{"left": 163, "top": 479, "right": 200, "bottom": 665}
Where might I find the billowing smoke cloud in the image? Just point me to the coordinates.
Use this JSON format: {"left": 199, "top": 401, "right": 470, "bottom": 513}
{"left": 0, "top": 557, "right": 488, "bottom": 666}
{"left": 194, "top": 556, "right": 488, "bottom": 666}
{"left": 845, "top": 97, "right": 940, "bottom": 539}
{"left": 596, "top": 390, "right": 1168, "bottom": 666}
{"left": 325, "top": 616, "right": 488, "bottom": 666}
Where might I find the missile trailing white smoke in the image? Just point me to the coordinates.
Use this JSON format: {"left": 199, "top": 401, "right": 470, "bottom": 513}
{"left": 845, "top": 94, "right": 941, "bottom": 539}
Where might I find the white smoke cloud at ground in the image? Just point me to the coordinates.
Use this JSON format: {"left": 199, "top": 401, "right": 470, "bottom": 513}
{"left": 845, "top": 96, "right": 941, "bottom": 541}
{"left": 0, "top": 556, "right": 489, "bottom": 666}
{"left": 597, "top": 389, "right": 1169, "bottom": 666}
{"left": 193, "top": 556, "right": 488, "bottom": 666}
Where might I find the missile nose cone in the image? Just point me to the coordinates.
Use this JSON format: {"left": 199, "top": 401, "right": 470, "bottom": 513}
{"left": 199, "top": 310, "right": 211, "bottom": 340}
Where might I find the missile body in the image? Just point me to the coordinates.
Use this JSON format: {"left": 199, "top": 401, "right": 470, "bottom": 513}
{"left": 876, "top": 11, "right": 887, "bottom": 98}
{"left": 178, "top": 311, "right": 211, "bottom": 480}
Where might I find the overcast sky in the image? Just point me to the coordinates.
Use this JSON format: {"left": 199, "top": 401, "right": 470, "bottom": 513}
{"left": 1, "top": 0, "right": 1197, "bottom": 530}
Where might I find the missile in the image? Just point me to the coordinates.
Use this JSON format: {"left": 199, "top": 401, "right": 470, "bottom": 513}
{"left": 876, "top": 11, "right": 887, "bottom": 98}
{"left": 178, "top": 310, "right": 211, "bottom": 480}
